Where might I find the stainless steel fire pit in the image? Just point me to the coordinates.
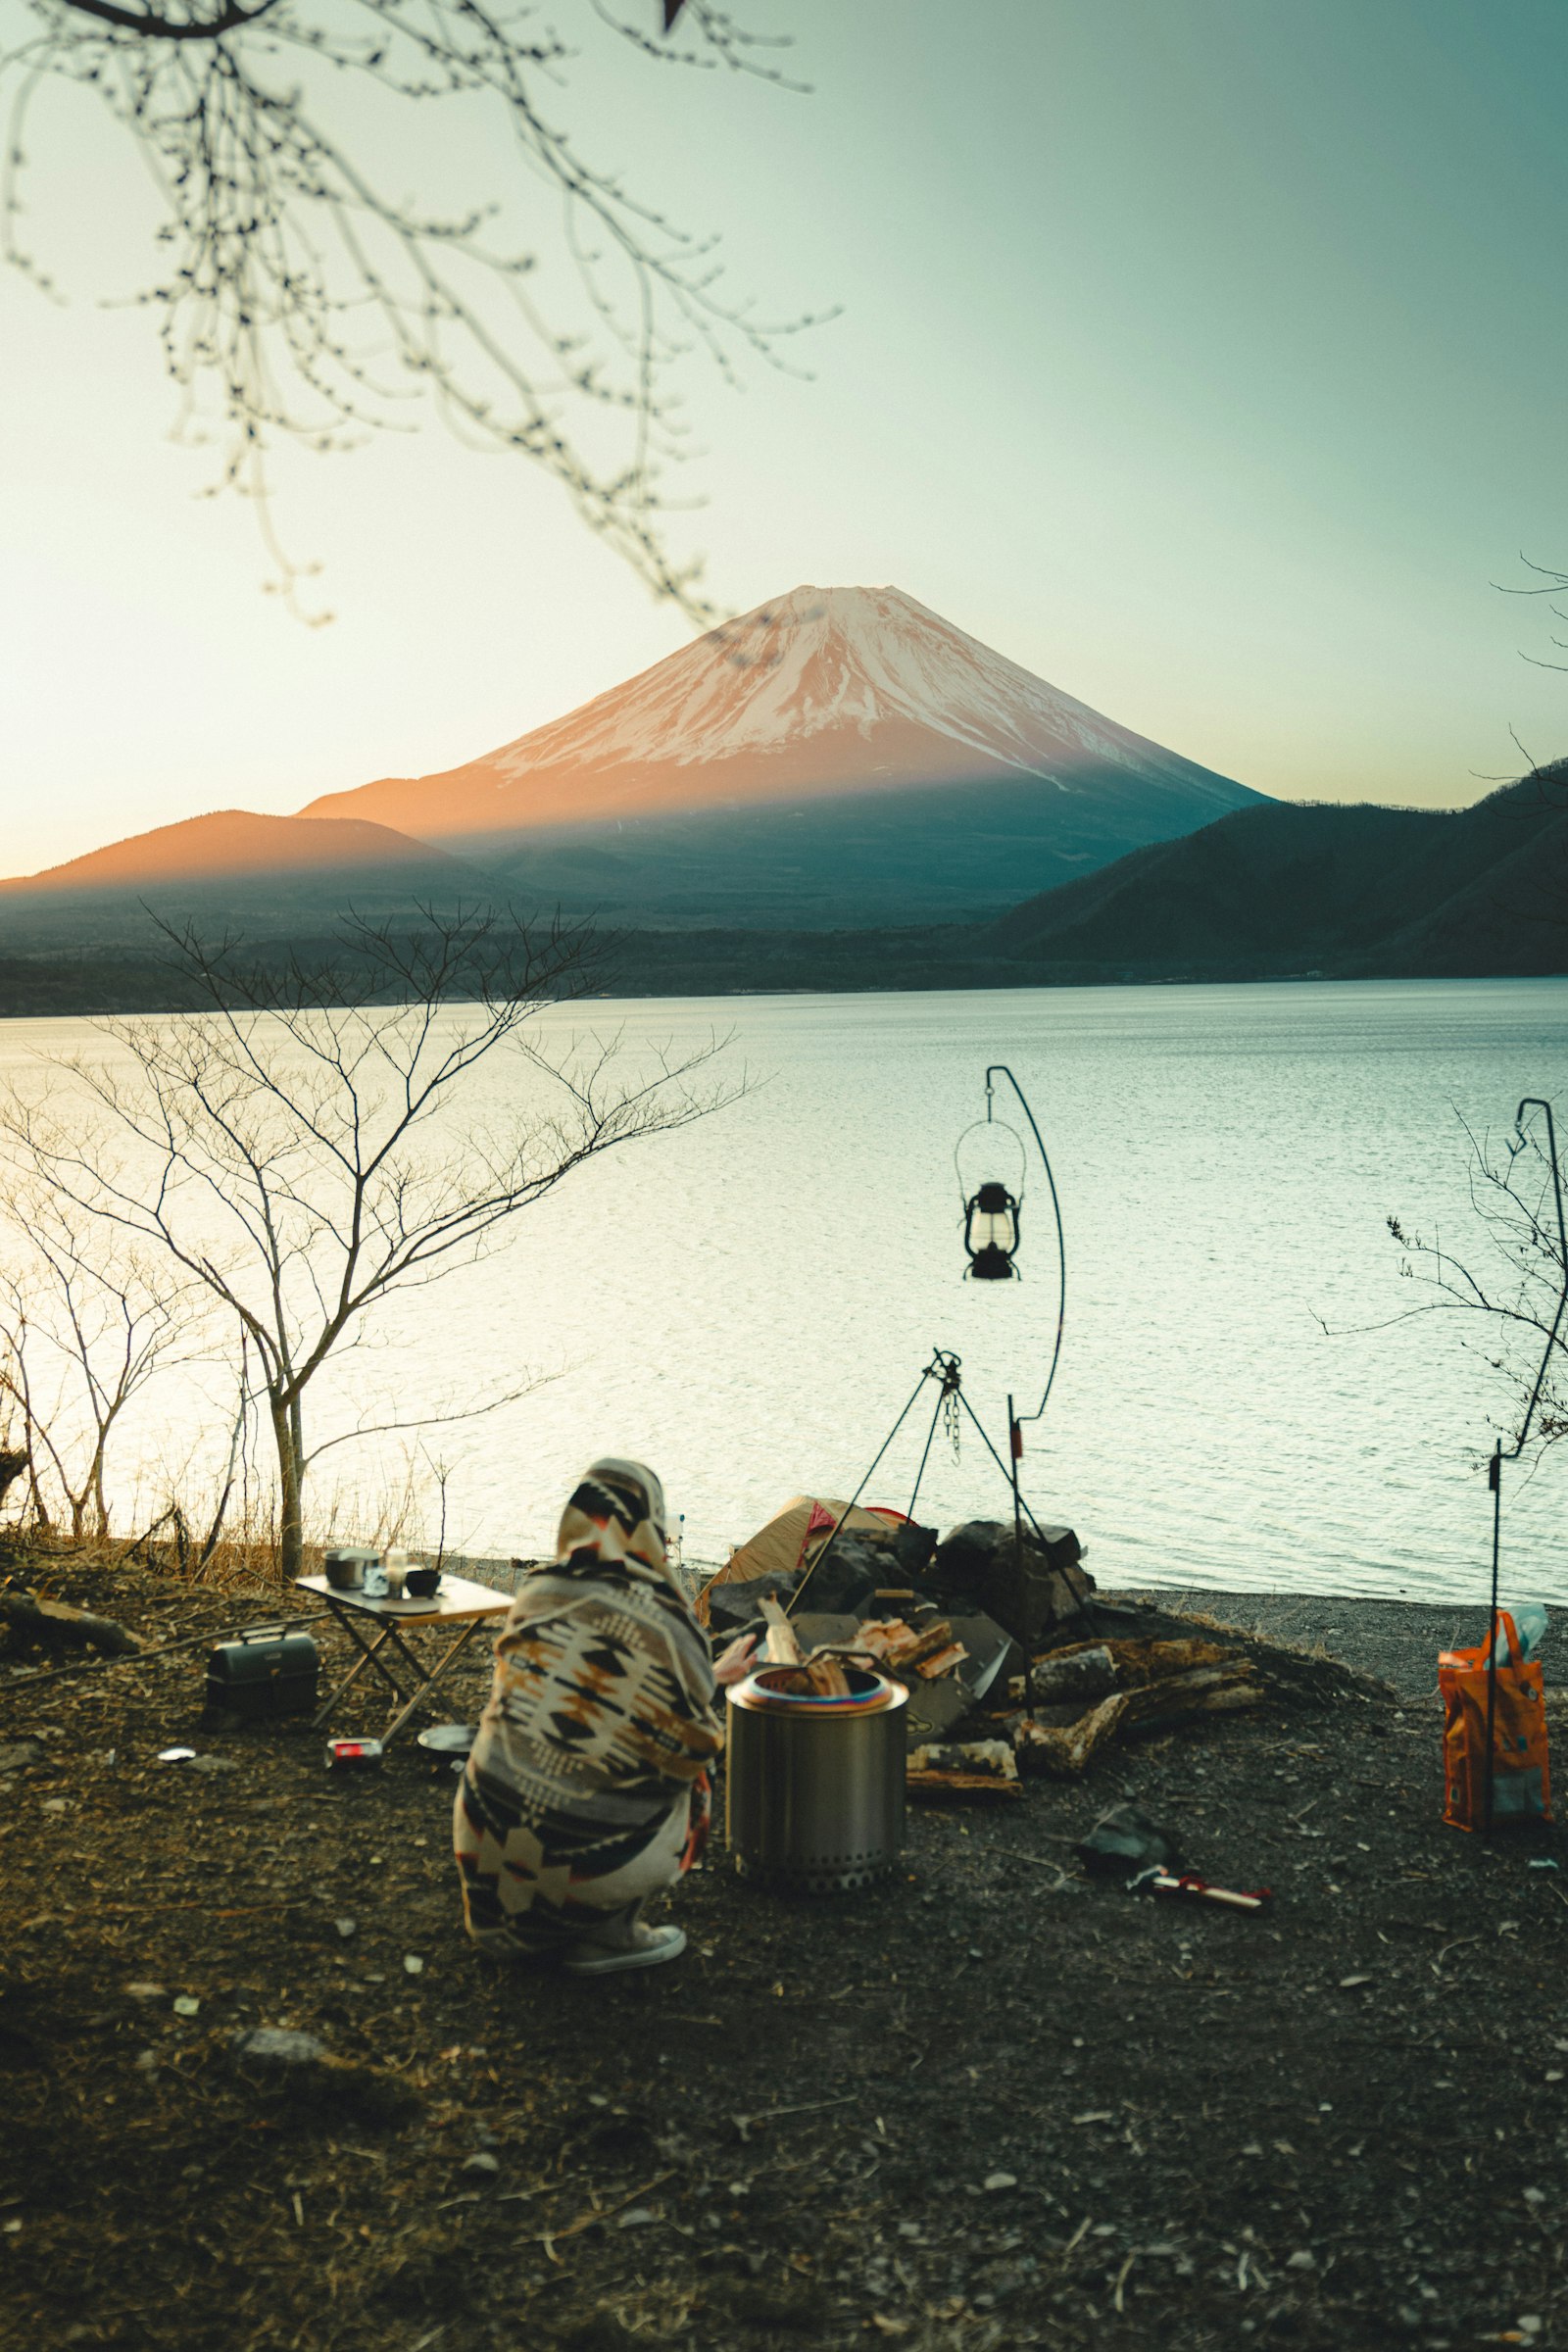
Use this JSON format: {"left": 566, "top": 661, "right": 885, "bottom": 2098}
{"left": 725, "top": 1664, "right": 907, "bottom": 1893}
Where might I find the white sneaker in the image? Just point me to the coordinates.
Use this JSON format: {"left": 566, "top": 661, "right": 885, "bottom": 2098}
{"left": 562, "top": 1923, "right": 687, "bottom": 1977}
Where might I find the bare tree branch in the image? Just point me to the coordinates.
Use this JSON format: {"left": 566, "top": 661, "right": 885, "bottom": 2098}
{"left": 55, "top": 0, "right": 282, "bottom": 39}
{"left": 0, "top": 903, "right": 743, "bottom": 1573}
{"left": 0, "top": 1184, "right": 208, "bottom": 1537}
{"left": 301, "top": 1368, "right": 549, "bottom": 1469}
{"left": 1387, "top": 1108, "right": 1568, "bottom": 1461}
{"left": 1, "top": 0, "right": 828, "bottom": 617}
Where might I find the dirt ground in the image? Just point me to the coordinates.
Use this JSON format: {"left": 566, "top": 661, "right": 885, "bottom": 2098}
{"left": 3, "top": 1551, "right": 1567, "bottom": 2352}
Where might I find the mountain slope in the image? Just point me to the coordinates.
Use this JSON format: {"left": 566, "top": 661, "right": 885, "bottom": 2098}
{"left": 985, "top": 777, "right": 1568, "bottom": 977}
{"left": 299, "top": 585, "right": 1260, "bottom": 921}
{"left": 0, "top": 809, "right": 490, "bottom": 953}
{"left": 0, "top": 809, "right": 463, "bottom": 894}
{"left": 6, "top": 781, "right": 1566, "bottom": 1013}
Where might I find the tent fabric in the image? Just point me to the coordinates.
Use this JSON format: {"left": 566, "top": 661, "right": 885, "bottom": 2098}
{"left": 698, "top": 1494, "right": 901, "bottom": 1621}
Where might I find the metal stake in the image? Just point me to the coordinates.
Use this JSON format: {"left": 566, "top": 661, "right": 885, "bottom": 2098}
{"left": 1484, "top": 1442, "right": 1502, "bottom": 1839}
{"left": 1476, "top": 1097, "right": 1567, "bottom": 1838}
{"left": 1007, "top": 1391, "right": 1033, "bottom": 1713}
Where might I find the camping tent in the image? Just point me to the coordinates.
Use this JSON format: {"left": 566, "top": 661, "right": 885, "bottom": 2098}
{"left": 698, "top": 1494, "right": 905, "bottom": 1619}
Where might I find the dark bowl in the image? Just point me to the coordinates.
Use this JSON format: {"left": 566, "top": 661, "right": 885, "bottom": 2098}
{"left": 404, "top": 1566, "right": 442, "bottom": 1598}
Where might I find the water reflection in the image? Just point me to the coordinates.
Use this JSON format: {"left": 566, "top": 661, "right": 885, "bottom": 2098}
{"left": 3, "top": 978, "right": 1566, "bottom": 1602}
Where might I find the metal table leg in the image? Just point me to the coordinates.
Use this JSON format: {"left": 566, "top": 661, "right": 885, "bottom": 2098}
{"left": 376, "top": 1619, "right": 488, "bottom": 1746}
{"left": 312, "top": 1603, "right": 420, "bottom": 1730}
{"left": 312, "top": 1602, "right": 492, "bottom": 1745}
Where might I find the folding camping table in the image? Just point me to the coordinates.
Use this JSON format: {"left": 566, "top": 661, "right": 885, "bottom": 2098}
{"left": 294, "top": 1572, "right": 514, "bottom": 1746}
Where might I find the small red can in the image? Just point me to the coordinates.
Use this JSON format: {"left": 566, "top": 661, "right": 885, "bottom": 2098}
{"left": 324, "top": 1737, "right": 385, "bottom": 1772}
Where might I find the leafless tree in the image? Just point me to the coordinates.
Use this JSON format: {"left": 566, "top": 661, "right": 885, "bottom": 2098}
{"left": 0, "top": 904, "right": 740, "bottom": 1575}
{"left": 1485, "top": 560, "right": 1568, "bottom": 808}
{"left": 0, "top": 0, "right": 824, "bottom": 617}
{"left": 1499, "top": 555, "right": 1568, "bottom": 687}
{"left": 0, "top": 1187, "right": 203, "bottom": 1538}
{"left": 1388, "top": 1107, "right": 1568, "bottom": 1461}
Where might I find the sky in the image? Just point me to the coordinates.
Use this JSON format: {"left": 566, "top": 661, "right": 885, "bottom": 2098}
{"left": 6, "top": 0, "right": 1568, "bottom": 875}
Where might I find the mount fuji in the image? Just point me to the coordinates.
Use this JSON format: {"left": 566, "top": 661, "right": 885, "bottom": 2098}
{"left": 302, "top": 586, "right": 1262, "bottom": 924}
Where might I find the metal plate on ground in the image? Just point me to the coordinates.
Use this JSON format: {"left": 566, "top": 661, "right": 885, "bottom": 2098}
{"left": 416, "top": 1723, "right": 476, "bottom": 1757}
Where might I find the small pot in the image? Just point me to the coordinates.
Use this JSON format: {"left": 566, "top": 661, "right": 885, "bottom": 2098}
{"left": 404, "top": 1565, "right": 443, "bottom": 1598}
{"left": 323, "top": 1550, "right": 366, "bottom": 1592}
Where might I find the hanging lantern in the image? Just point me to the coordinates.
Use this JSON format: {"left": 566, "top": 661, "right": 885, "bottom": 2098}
{"left": 955, "top": 1113, "right": 1027, "bottom": 1282}
{"left": 964, "top": 1180, "right": 1020, "bottom": 1280}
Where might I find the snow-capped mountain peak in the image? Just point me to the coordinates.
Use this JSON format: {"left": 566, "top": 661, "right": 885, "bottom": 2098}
{"left": 482, "top": 584, "right": 1156, "bottom": 785}
{"left": 299, "top": 583, "right": 1254, "bottom": 852}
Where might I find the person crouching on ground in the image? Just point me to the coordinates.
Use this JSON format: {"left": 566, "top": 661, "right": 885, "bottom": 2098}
{"left": 454, "top": 1458, "right": 757, "bottom": 1977}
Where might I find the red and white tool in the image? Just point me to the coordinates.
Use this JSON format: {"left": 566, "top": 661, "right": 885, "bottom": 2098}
{"left": 1151, "top": 1871, "right": 1272, "bottom": 1912}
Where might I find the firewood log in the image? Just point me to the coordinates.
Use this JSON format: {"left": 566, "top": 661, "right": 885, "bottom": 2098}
{"left": 1017, "top": 1669, "right": 1260, "bottom": 1777}
{"left": 848, "top": 1619, "right": 906, "bottom": 1661}
{"left": 760, "top": 1598, "right": 804, "bottom": 1666}
{"left": 1017, "top": 1690, "right": 1133, "bottom": 1777}
{"left": 906, "top": 1771, "right": 1025, "bottom": 1803}
{"left": 893, "top": 1620, "right": 956, "bottom": 1670}
{"left": 913, "top": 1642, "right": 970, "bottom": 1681}
{"left": 908, "top": 1740, "right": 1016, "bottom": 1779}
{"left": 1040, "top": 1636, "right": 1236, "bottom": 1685}
{"left": 0, "top": 1590, "right": 141, "bottom": 1656}
{"left": 1121, "top": 1664, "right": 1259, "bottom": 1724}
{"left": 1028, "top": 1646, "right": 1117, "bottom": 1703}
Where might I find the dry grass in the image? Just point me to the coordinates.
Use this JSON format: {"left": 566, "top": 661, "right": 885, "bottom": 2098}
{"left": 0, "top": 1442, "right": 483, "bottom": 1595}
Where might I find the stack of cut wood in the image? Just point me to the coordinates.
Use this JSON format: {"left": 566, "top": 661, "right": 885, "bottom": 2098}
{"left": 906, "top": 1738, "right": 1021, "bottom": 1802}
{"left": 764, "top": 1652, "right": 856, "bottom": 1698}
{"left": 756, "top": 1599, "right": 859, "bottom": 1695}
{"left": 852, "top": 1617, "right": 969, "bottom": 1680}
{"left": 752, "top": 1596, "right": 988, "bottom": 1781}
{"left": 742, "top": 1599, "right": 1270, "bottom": 1797}
{"left": 1013, "top": 1637, "right": 1261, "bottom": 1777}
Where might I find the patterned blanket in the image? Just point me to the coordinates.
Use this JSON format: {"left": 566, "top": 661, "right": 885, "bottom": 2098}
{"left": 454, "top": 1459, "right": 722, "bottom": 1956}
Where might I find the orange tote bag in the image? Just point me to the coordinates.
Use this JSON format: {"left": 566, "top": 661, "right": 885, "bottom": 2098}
{"left": 1439, "top": 1611, "right": 1551, "bottom": 1832}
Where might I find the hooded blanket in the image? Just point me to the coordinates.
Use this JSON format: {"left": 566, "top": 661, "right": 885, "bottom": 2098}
{"left": 454, "top": 1459, "right": 722, "bottom": 1954}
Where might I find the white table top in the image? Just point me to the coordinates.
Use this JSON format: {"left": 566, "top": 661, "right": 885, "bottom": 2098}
{"left": 294, "top": 1572, "right": 514, "bottom": 1625}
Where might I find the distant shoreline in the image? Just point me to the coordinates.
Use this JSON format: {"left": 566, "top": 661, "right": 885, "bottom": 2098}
{"left": 5, "top": 773, "right": 1567, "bottom": 1010}
{"left": 2, "top": 938, "right": 1565, "bottom": 1020}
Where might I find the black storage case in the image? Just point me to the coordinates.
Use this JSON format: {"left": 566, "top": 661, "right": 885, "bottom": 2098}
{"left": 205, "top": 1626, "right": 319, "bottom": 1722}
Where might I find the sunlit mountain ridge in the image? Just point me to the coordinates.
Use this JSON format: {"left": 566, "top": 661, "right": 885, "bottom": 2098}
{"left": 294, "top": 585, "right": 1260, "bottom": 923}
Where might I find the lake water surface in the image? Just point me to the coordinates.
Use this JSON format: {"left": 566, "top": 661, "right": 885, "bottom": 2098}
{"left": 6, "top": 979, "right": 1568, "bottom": 1605}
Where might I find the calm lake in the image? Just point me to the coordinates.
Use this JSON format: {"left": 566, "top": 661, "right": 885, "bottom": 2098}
{"left": 5, "top": 979, "right": 1568, "bottom": 1605}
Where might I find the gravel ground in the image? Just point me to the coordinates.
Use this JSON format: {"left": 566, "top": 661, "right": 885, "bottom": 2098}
{"left": 1130, "top": 1590, "right": 1496, "bottom": 1705}
{"left": 4, "top": 1557, "right": 1567, "bottom": 2352}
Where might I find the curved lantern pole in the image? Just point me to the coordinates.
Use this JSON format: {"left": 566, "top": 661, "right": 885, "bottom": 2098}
{"left": 1483, "top": 1096, "right": 1568, "bottom": 1836}
{"left": 979, "top": 1063, "right": 1067, "bottom": 1465}
{"left": 963, "top": 1066, "right": 1068, "bottom": 1709}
